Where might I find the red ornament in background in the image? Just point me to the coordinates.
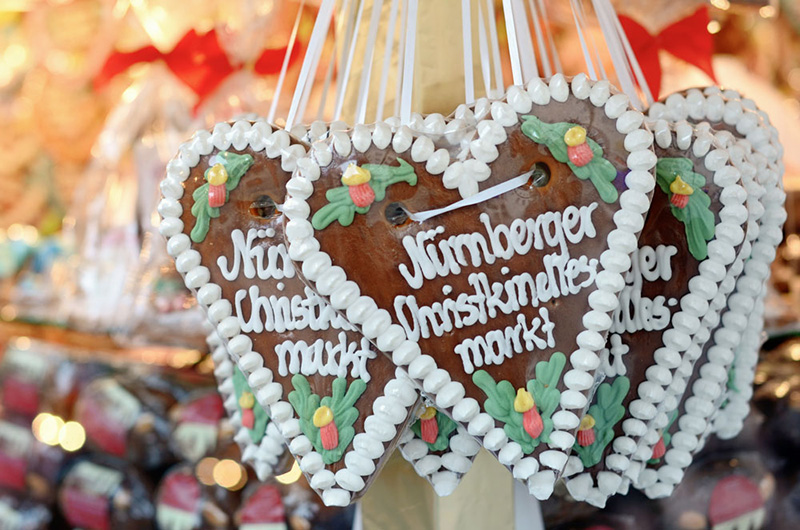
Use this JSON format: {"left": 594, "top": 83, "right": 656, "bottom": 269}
{"left": 619, "top": 7, "right": 717, "bottom": 99}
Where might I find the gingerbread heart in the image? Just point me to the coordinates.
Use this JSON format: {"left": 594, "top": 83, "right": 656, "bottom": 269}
{"left": 562, "top": 121, "right": 750, "bottom": 506}
{"left": 206, "top": 330, "right": 291, "bottom": 480}
{"left": 158, "top": 120, "right": 420, "bottom": 506}
{"left": 628, "top": 88, "right": 785, "bottom": 498}
{"left": 282, "top": 74, "right": 657, "bottom": 499}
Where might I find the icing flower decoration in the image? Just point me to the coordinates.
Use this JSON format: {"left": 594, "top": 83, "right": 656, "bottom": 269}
{"left": 411, "top": 405, "right": 457, "bottom": 451}
{"left": 572, "top": 377, "right": 629, "bottom": 468}
{"left": 288, "top": 375, "right": 366, "bottom": 464}
{"left": 656, "top": 157, "right": 715, "bottom": 260}
{"left": 473, "top": 352, "right": 565, "bottom": 454}
{"left": 232, "top": 367, "right": 270, "bottom": 443}
{"left": 313, "top": 405, "right": 338, "bottom": 451}
{"left": 239, "top": 391, "right": 256, "bottom": 429}
{"left": 311, "top": 159, "right": 417, "bottom": 230}
{"left": 520, "top": 116, "right": 619, "bottom": 203}
{"left": 576, "top": 414, "right": 596, "bottom": 447}
{"left": 513, "top": 389, "right": 544, "bottom": 439}
{"left": 418, "top": 406, "right": 439, "bottom": 444}
{"left": 669, "top": 175, "right": 694, "bottom": 209}
{"left": 190, "top": 151, "right": 255, "bottom": 243}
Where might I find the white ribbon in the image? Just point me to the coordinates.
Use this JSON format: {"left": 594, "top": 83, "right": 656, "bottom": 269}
{"left": 354, "top": 0, "right": 385, "bottom": 124}
{"left": 375, "top": 0, "right": 400, "bottom": 122}
{"left": 399, "top": 0, "right": 418, "bottom": 124}
{"left": 406, "top": 171, "right": 533, "bottom": 224}
{"left": 462, "top": 0, "right": 475, "bottom": 104}
{"left": 268, "top": 0, "right": 306, "bottom": 123}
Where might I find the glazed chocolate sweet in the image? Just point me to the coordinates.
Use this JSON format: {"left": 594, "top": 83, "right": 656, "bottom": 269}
{"left": 283, "top": 75, "right": 656, "bottom": 499}
{"left": 564, "top": 124, "right": 748, "bottom": 506}
{"left": 57, "top": 456, "right": 155, "bottom": 530}
{"left": 235, "top": 483, "right": 287, "bottom": 530}
{"left": 169, "top": 390, "right": 230, "bottom": 463}
{"left": 161, "top": 123, "right": 419, "bottom": 506}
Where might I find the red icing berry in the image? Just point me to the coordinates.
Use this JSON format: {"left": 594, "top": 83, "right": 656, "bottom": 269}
{"left": 241, "top": 408, "right": 255, "bottom": 430}
{"left": 421, "top": 417, "right": 439, "bottom": 444}
{"left": 567, "top": 142, "right": 594, "bottom": 167}
{"left": 523, "top": 408, "right": 544, "bottom": 439}
{"left": 349, "top": 183, "right": 376, "bottom": 208}
{"left": 670, "top": 193, "right": 690, "bottom": 209}
{"left": 208, "top": 183, "right": 226, "bottom": 208}
{"left": 651, "top": 436, "right": 666, "bottom": 460}
{"left": 577, "top": 427, "right": 595, "bottom": 447}
{"left": 320, "top": 422, "right": 339, "bottom": 451}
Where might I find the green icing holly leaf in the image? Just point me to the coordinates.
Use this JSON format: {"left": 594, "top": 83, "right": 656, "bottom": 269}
{"left": 232, "top": 367, "right": 270, "bottom": 444}
{"left": 572, "top": 376, "right": 630, "bottom": 468}
{"left": 410, "top": 409, "right": 458, "bottom": 452}
{"left": 311, "top": 159, "right": 417, "bottom": 230}
{"left": 473, "top": 352, "right": 566, "bottom": 454}
{"left": 520, "top": 115, "right": 618, "bottom": 203}
{"left": 190, "top": 151, "right": 255, "bottom": 243}
{"left": 288, "top": 374, "right": 366, "bottom": 464}
{"left": 647, "top": 408, "right": 679, "bottom": 465}
{"left": 655, "top": 157, "right": 716, "bottom": 261}
{"left": 726, "top": 362, "right": 739, "bottom": 394}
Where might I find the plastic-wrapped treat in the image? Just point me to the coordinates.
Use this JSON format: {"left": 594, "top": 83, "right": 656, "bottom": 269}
{"left": 235, "top": 483, "right": 287, "bottom": 530}
{"left": 0, "top": 494, "right": 52, "bottom": 530}
{"left": 156, "top": 464, "right": 243, "bottom": 530}
{"left": 0, "top": 417, "right": 67, "bottom": 504}
{"left": 57, "top": 456, "right": 155, "bottom": 530}
{"left": 169, "top": 390, "right": 231, "bottom": 463}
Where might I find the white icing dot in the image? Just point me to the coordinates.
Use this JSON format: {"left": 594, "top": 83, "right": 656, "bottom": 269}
{"left": 668, "top": 298, "right": 677, "bottom": 307}
{"left": 276, "top": 282, "right": 285, "bottom": 291}
{"left": 501, "top": 267, "right": 510, "bottom": 275}
{"left": 442, "top": 285, "right": 453, "bottom": 295}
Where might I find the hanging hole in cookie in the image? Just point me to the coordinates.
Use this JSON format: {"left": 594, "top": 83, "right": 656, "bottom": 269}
{"left": 249, "top": 195, "right": 278, "bottom": 219}
{"left": 385, "top": 202, "right": 410, "bottom": 226}
{"left": 527, "top": 162, "right": 551, "bottom": 188}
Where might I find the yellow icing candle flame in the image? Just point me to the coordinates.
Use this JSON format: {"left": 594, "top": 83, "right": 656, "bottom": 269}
{"left": 513, "top": 389, "right": 535, "bottom": 413}
{"left": 341, "top": 163, "right": 371, "bottom": 186}
{"left": 669, "top": 175, "right": 694, "bottom": 196}
{"left": 579, "top": 414, "right": 596, "bottom": 431}
{"left": 313, "top": 405, "right": 334, "bottom": 428}
{"left": 419, "top": 406, "right": 437, "bottom": 420}
{"left": 238, "top": 392, "right": 255, "bottom": 409}
{"left": 564, "top": 126, "right": 587, "bottom": 147}
{"left": 207, "top": 163, "right": 228, "bottom": 186}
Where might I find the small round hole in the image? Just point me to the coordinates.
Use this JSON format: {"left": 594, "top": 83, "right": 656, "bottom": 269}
{"left": 527, "top": 162, "right": 551, "bottom": 188}
{"left": 385, "top": 202, "right": 409, "bottom": 226}
{"left": 250, "top": 195, "right": 278, "bottom": 219}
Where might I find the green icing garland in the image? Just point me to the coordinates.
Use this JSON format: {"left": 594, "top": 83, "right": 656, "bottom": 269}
{"left": 231, "top": 366, "right": 270, "bottom": 444}
{"left": 190, "top": 151, "right": 255, "bottom": 243}
{"left": 410, "top": 410, "right": 458, "bottom": 452}
{"left": 655, "top": 157, "right": 716, "bottom": 261}
{"left": 572, "top": 376, "right": 629, "bottom": 468}
{"left": 473, "top": 352, "right": 566, "bottom": 454}
{"left": 288, "top": 374, "right": 366, "bottom": 464}
{"left": 311, "top": 159, "right": 417, "bottom": 230}
{"left": 520, "top": 115, "right": 619, "bottom": 203}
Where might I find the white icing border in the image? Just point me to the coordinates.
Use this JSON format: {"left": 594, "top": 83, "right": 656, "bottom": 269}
{"left": 282, "top": 74, "right": 656, "bottom": 501}
{"left": 563, "top": 122, "right": 750, "bottom": 507}
{"left": 206, "top": 328, "right": 288, "bottom": 480}
{"left": 158, "top": 120, "right": 419, "bottom": 507}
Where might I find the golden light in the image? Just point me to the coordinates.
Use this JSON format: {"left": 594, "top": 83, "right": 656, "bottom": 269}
{"left": 707, "top": 21, "right": 721, "bottom": 35}
{"left": 759, "top": 5, "right": 776, "bottom": 18}
{"left": 196, "top": 457, "right": 218, "bottom": 486}
{"left": 4, "top": 43, "right": 27, "bottom": 69}
{"left": 790, "top": 343, "right": 800, "bottom": 362}
{"left": 710, "top": 0, "right": 730, "bottom": 10}
{"left": 14, "top": 336, "right": 31, "bottom": 350}
{"left": 7, "top": 224, "right": 24, "bottom": 240}
{"left": 775, "top": 381, "right": 791, "bottom": 398}
{"left": 212, "top": 459, "right": 245, "bottom": 490}
{"left": 33, "top": 413, "right": 64, "bottom": 446}
{"left": 275, "top": 460, "right": 302, "bottom": 485}
{"left": 58, "top": 421, "right": 86, "bottom": 452}
{"left": 1, "top": 305, "right": 19, "bottom": 322}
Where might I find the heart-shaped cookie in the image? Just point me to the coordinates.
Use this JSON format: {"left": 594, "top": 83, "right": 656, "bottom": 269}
{"left": 650, "top": 87, "right": 785, "bottom": 442}
{"left": 562, "top": 121, "right": 750, "bottom": 506}
{"left": 158, "top": 120, "right": 420, "bottom": 506}
{"left": 628, "top": 88, "right": 785, "bottom": 498}
{"left": 282, "top": 73, "right": 657, "bottom": 499}
{"left": 207, "top": 330, "right": 290, "bottom": 480}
